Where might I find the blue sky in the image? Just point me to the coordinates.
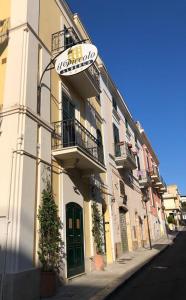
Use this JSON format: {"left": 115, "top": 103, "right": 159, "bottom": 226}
{"left": 67, "top": 0, "right": 186, "bottom": 194}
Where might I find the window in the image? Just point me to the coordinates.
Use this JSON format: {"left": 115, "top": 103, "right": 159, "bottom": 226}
{"left": 136, "top": 155, "right": 141, "bottom": 171}
{"left": 62, "top": 92, "right": 75, "bottom": 120}
{"left": 128, "top": 169, "right": 133, "bottom": 184}
{"left": 112, "top": 97, "right": 117, "bottom": 111}
{"left": 96, "top": 94, "right": 100, "bottom": 103}
{"left": 96, "top": 128, "right": 104, "bottom": 163}
{"left": 151, "top": 188, "right": 155, "bottom": 207}
{"left": 125, "top": 118, "right": 129, "bottom": 130}
{"left": 146, "top": 151, "right": 150, "bottom": 171}
{"left": 119, "top": 180, "right": 125, "bottom": 196}
{"left": 113, "top": 124, "right": 120, "bottom": 156}
{"left": 62, "top": 92, "right": 75, "bottom": 147}
{"left": 96, "top": 128, "right": 103, "bottom": 146}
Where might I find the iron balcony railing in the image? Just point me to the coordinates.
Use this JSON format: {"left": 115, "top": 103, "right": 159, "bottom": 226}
{"left": 114, "top": 142, "right": 136, "bottom": 163}
{"left": 87, "top": 63, "right": 100, "bottom": 87}
{"left": 51, "top": 27, "right": 80, "bottom": 54}
{"left": 160, "top": 175, "right": 167, "bottom": 189}
{"left": 150, "top": 169, "right": 166, "bottom": 189}
{"left": 150, "top": 167, "right": 160, "bottom": 178}
{"left": 52, "top": 119, "right": 104, "bottom": 165}
{"left": 51, "top": 28, "right": 100, "bottom": 89}
{"left": 137, "top": 170, "right": 151, "bottom": 182}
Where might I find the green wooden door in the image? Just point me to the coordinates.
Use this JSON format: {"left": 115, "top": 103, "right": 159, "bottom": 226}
{"left": 66, "top": 203, "right": 85, "bottom": 278}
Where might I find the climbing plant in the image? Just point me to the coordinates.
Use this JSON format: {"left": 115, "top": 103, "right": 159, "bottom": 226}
{"left": 92, "top": 202, "right": 104, "bottom": 255}
{"left": 167, "top": 215, "right": 176, "bottom": 225}
{"left": 38, "top": 181, "right": 64, "bottom": 273}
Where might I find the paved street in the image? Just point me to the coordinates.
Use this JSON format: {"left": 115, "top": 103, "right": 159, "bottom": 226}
{"left": 106, "top": 231, "right": 186, "bottom": 300}
{"left": 44, "top": 235, "right": 175, "bottom": 300}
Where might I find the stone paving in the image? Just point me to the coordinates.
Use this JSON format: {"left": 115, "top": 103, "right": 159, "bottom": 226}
{"left": 43, "top": 233, "right": 178, "bottom": 300}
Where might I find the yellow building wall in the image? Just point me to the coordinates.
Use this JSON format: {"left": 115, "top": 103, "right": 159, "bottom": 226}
{"left": 103, "top": 196, "right": 113, "bottom": 263}
{"left": 0, "top": 0, "right": 11, "bottom": 106}
{"left": 39, "top": 0, "right": 61, "bottom": 124}
{"left": 52, "top": 160, "right": 61, "bottom": 206}
{"left": 84, "top": 198, "right": 91, "bottom": 257}
{"left": 39, "top": 0, "right": 103, "bottom": 268}
{"left": 126, "top": 212, "right": 133, "bottom": 252}
{"left": 51, "top": 69, "right": 60, "bottom": 123}
{"left": 39, "top": 0, "right": 61, "bottom": 51}
{"left": 39, "top": 0, "right": 86, "bottom": 124}
{"left": 89, "top": 97, "right": 101, "bottom": 116}
{"left": 101, "top": 173, "right": 113, "bottom": 263}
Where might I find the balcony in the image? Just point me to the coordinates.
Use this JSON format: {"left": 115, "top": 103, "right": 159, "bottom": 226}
{"left": 114, "top": 142, "right": 136, "bottom": 170}
{"left": 51, "top": 28, "right": 100, "bottom": 98}
{"left": 150, "top": 169, "right": 167, "bottom": 191}
{"left": 66, "top": 63, "right": 100, "bottom": 98}
{"left": 159, "top": 176, "right": 167, "bottom": 192}
{"left": 150, "top": 168, "right": 160, "bottom": 183}
{"left": 137, "top": 170, "right": 151, "bottom": 188}
{"left": 52, "top": 119, "right": 105, "bottom": 173}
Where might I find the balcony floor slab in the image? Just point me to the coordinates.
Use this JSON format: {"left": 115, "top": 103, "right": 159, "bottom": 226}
{"left": 52, "top": 146, "right": 105, "bottom": 173}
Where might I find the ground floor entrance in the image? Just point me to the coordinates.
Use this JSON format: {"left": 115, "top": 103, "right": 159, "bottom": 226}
{"left": 66, "top": 202, "right": 85, "bottom": 278}
{"left": 119, "top": 208, "right": 128, "bottom": 253}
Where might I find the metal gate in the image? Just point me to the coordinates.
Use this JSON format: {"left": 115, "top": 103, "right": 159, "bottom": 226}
{"left": 119, "top": 208, "right": 128, "bottom": 253}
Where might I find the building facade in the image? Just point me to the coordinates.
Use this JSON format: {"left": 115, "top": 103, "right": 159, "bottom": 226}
{"left": 0, "top": 1, "right": 167, "bottom": 299}
{"left": 180, "top": 195, "right": 186, "bottom": 223}
{"left": 99, "top": 64, "right": 150, "bottom": 256}
{"left": 137, "top": 123, "right": 167, "bottom": 241}
{"left": 163, "top": 185, "right": 182, "bottom": 229}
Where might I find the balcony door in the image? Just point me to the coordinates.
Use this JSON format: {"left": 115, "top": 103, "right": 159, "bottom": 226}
{"left": 96, "top": 128, "right": 104, "bottom": 164}
{"left": 62, "top": 93, "right": 75, "bottom": 147}
{"left": 66, "top": 202, "right": 85, "bottom": 278}
{"left": 113, "top": 124, "right": 121, "bottom": 156}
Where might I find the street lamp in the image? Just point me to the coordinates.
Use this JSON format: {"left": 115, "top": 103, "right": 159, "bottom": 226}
{"left": 142, "top": 189, "right": 152, "bottom": 250}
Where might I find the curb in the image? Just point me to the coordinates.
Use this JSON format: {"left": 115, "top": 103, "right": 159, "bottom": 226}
{"left": 89, "top": 240, "right": 173, "bottom": 300}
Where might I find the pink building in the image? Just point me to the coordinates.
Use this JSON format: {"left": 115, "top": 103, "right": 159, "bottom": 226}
{"left": 137, "top": 123, "right": 167, "bottom": 240}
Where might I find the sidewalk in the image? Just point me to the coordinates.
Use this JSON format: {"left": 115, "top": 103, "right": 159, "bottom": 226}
{"left": 44, "top": 233, "right": 178, "bottom": 300}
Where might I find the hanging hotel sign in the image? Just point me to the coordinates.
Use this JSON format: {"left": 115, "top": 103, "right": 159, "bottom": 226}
{"left": 55, "top": 43, "right": 98, "bottom": 76}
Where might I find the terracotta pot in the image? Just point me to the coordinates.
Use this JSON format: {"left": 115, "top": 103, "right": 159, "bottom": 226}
{"left": 94, "top": 254, "right": 105, "bottom": 271}
{"left": 40, "top": 271, "right": 56, "bottom": 298}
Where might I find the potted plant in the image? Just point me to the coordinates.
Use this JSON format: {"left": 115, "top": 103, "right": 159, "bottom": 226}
{"left": 38, "top": 182, "right": 64, "bottom": 298}
{"left": 167, "top": 215, "right": 176, "bottom": 230}
{"left": 92, "top": 202, "right": 105, "bottom": 271}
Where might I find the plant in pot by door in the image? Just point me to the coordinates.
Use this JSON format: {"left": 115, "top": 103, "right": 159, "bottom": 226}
{"left": 92, "top": 202, "right": 105, "bottom": 271}
{"left": 38, "top": 182, "right": 64, "bottom": 298}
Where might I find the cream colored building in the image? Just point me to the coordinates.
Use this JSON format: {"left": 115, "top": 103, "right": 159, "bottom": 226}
{"left": 0, "top": 1, "right": 167, "bottom": 299}
{"left": 0, "top": 1, "right": 111, "bottom": 299}
{"left": 181, "top": 195, "right": 186, "bottom": 222}
{"left": 163, "top": 185, "right": 182, "bottom": 228}
{"left": 99, "top": 64, "right": 152, "bottom": 255}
